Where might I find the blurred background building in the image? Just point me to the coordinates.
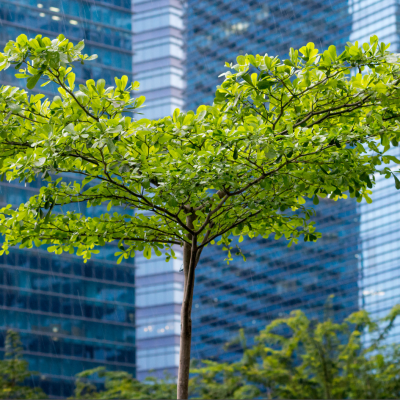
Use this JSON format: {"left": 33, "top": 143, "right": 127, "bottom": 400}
{"left": 0, "top": 0, "right": 136, "bottom": 397}
{"left": 349, "top": 0, "right": 400, "bottom": 344}
{"left": 137, "top": 0, "right": 400, "bottom": 376}
{"left": 0, "top": 0, "right": 400, "bottom": 396}
{"left": 131, "top": 0, "right": 186, "bottom": 381}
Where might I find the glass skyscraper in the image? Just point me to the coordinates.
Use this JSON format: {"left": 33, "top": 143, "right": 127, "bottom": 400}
{"left": 0, "top": 1, "right": 136, "bottom": 397}
{"left": 184, "top": 0, "right": 358, "bottom": 363}
{"left": 186, "top": 0, "right": 400, "bottom": 361}
{"left": 134, "top": 0, "right": 400, "bottom": 376}
{"left": 350, "top": 0, "right": 400, "bottom": 343}
{"left": 186, "top": 0, "right": 352, "bottom": 111}
{"left": 192, "top": 200, "right": 360, "bottom": 362}
{"left": 132, "top": 0, "right": 186, "bottom": 120}
{"left": 131, "top": 0, "right": 186, "bottom": 380}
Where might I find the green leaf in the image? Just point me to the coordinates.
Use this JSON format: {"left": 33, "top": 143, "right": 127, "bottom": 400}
{"left": 381, "top": 133, "right": 390, "bottom": 147}
{"left": 136, "top": 96, "right": 145, "bottom": 108}
{"left": 121, "top": 75, "right": 128, "bottom": 90}
{"left": 313, "top": 195, "right": 319, "bottom": 205}
{"left": 265, "top": 148, "right": 277, "bottom": 159}
{"left": 143, "top": 247, "right": 152, "bottom": 259}
{"left": 385, "top": 155, "right": 400, "bottom": 164}
{"left": 96, "top": 78, "right": 105, "bottom": 94}
{"left": 8, "top": 104, "right": 22, "bottom": 114}
{"left": 236, "top": 55, "right": 246, "bottom": 65}
{"left": 168, "top": 197, "right": 178, "bottom": 207}
{"left": 364, "top": 193, "right": 373, "bottom": 204}
{"left": 168, "top": 146, "right": 179, "bottom": 159}
{"left": 67, "top": 72, "right": 75, "bottom": 89}
{"left": 197, "top": 110, "right": 207, "bottom": 121}
{"left": 173, "top": 108, "right": 180, "bottom": 122}
{"left": 26, "top": 73, "right": 42, "bottom": 89}
{"left": 394, "top": 174, "right": 400, "bottom": 190}
{"left": 106, "top": 139, "right": 116, "bottom": 154}
{"left": 283, "top": 59, "right": 294, "bottom": 67}
{"left": 257, "top": 79, "right": 275, "bottom": 90}
{"left": 16, "top": 34, "right": 28, "bottom": 45}
{"left": 74, "top": 41, "right": 85, "bottom": 52}
{"left": 242, "top": 73, "right": 253, "bottom": 86}
{"left": 328, "top": 45, "right": 337, "bottom": 61}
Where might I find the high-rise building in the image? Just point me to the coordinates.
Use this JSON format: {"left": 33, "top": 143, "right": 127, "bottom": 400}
{"left": 185, "top": 0, "right": 361, "bottom": 362}
{"left": 192, "top": 198, "right": 361, "bottom": 362}
{"left": 0, "top": 1, "right": 136, "bottom": 397}
{"left": 132, "top": 0, "right": 186, "bottom": 119}
{"left": 131, "top": 0, "right": 186, "bottom": 380}
{"left": 134, "top": 0, "right": 360, "bottom": 375}
{"left": 349, "top": 0, "right": 400, "bottom": 343}
{"left": 134, "top": 249, "right": 183, "bottom": 379}
{"left": 186, "top": 0, "right": 352, "bottom": 111}
{"left": 134, "top": 0, "right": 400, "bottom": 376}
{"left": 186, "top": 0, "right": 400, "bottom": 361}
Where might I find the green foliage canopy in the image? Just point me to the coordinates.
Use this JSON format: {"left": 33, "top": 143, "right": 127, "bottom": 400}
{"left": 72, "top": 367, "right": 176, "bottom": 399}
{"left": 190, "top": 305, "right": 400, "bottom": 399}
{"left": 0, "top": 330, "right": 47, "bottom": 399}
{"left": 0, "top": 34, "right": 399, "bottom": 262}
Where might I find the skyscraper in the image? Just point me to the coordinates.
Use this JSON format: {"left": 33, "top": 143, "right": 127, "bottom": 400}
{"left": 132, "top": 0, "right": 186, "bottom": 119}
{"left": 349, "top": 0, "right": 400, "bottom": 343}
{"left": 186, "top": 0, "right": 352, "bottom": 110}
{"left": 186, "top": 0, "right": 400, "bottom": 361}
{"left": 131, "top": 0, "right": 186, "bottom": 380}
{"left": 135, "top": 0, "right": 360, "bottom": 375}
{"left": 184, "top": 0, "right": 359, "bottom": 362}
{"left": 135, "top": 0, "right": 400, "bottom": 376}
{"left": 192, "top": 199, "right": 361, "bottom": 362}
{"left": 0, "top": 1, "right": 136, "bottom": 397}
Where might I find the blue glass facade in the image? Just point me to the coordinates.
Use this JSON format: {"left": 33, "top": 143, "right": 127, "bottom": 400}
{"left": 132, "top": 0, "right": 185, "bottom": 119}
{"left": 0, "top": 0, "right": 133, "bottom": 88}
{"left": 187, "top": 0, "right": 360, "bottom": 362}
{"left": 192, "top": 198, "right": 360, "bottom": 361}
{"left": 131, "top": 0, "right": 186, "bottom": 380}
{"left": 0, "top": 1, "right": 136, "bottom": 397}
{"left": 186, "top": 0, "right": 352, "bottom": 111}
{"left": 350, "top": 0, "right": 400, "bottom": 343}
{"left": 186, "top": 0, "right": 400, "bottom": 361}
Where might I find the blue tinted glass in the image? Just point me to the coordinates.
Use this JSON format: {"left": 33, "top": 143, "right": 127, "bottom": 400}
{"left": 0, "top": 1, "right": 135, "bottom": 397}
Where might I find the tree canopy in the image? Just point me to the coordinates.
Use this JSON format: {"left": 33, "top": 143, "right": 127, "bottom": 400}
{"left": 72, "top": 367, "right": 176, "bottom": 399}
{"left": 0, "top": 34, "right": 399, "bottom": 262}
{"left": 1, "top": 33, "right": 400, "bottom": 398}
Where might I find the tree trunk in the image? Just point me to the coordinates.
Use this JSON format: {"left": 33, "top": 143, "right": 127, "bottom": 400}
{"left": 177, "top": 214, "right": 197, "bottom": 399}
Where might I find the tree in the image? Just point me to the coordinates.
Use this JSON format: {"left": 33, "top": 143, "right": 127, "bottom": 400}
{"left": 0, "top": 330, "right": 47, "bottom": 399}
{"left": 0, "top": 34, "right": 400, "bottom": 398}
{"left": 72, "top": 367, "right": 176, "bottom": 399}
{"left": 189, "top": 305, "right": 400, "bottom": 399}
